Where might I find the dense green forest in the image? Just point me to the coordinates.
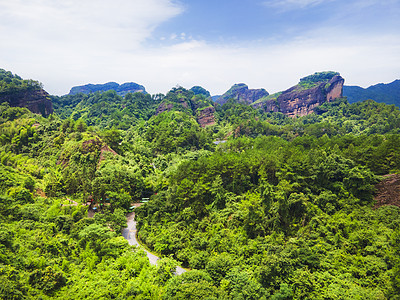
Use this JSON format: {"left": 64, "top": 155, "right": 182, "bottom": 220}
{"left": 1, "top": 69, "right": 400, "bottom": 299}
{"left": 0, "top": 69, "right": 43, "bottom": 96}
{"left": 344, "top": 80, "right": 400, "bottom": 106}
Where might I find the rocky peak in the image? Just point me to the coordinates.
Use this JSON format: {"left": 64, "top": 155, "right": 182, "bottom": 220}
{"left": 255, "top": 72, "right": 344, "bottom": 117}
{"left": 216, "top": 83, "right": 269, "bottom": 105}
{"left": 277, "top": 73, "right": 344, "bottom": 117}
{"left": 155, "top": 87, "right": 216, "bottom": 127}
{"left": 155, "top": 87, "right": 193, "bottom": 115}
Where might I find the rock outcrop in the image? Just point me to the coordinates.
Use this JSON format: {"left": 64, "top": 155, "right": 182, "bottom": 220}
{"left": 196, "top": 106, "right": 216, "bottom": 127}
{"left": 374, "top": 174, "right": 400, "bottom": 209}
{"left": 69, "top": 82, "right": 147, "bottom": 96}
{"left": 276, "top": 75, "right": 344, "bottom": 117}
{"left": 156, "top": 102, "right": 174, "bottom": 115}
{"left": 216, "top": 83, "right": 269, "bottom": 105}
{"left": 0, "top": 88, "right": 53, "bottom": 116}
{"left": 253, "top": 72, "right": 344, "bottom": 117}
{"left": 155, "top": 87, "right": 216, "bottom": 127}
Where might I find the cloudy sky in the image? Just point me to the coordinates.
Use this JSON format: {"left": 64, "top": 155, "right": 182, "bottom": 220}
{"left": 1, "top": 0, "right": 399, "bottom": 95}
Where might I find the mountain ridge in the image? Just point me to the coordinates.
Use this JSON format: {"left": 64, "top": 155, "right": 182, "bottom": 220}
{"left": 343, "top": 79, "right": 400, "bottom": 106}
{"left": 69, "top": 81, "right": 147, "bottom": 96}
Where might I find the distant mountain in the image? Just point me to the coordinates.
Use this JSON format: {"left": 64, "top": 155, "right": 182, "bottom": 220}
{"left": 343, "top": 80, "right": 400, "bottom": 106}
{"left": 215, "top": 83, "right": 269, "bottom": 105}
{"left": 69, "top": 82, "right": 147, "bottom": 96}
{"left": 211, "top": 95, "right": 221, "bottom": 102}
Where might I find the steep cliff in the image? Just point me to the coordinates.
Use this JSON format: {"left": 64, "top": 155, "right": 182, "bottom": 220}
{"left": 196, "top": 106, "right": 216, "bottom": 127}
{"left": 252, "top": 72, "right": 344, "bottom": 117}
{"left": 0, "top": 88, "right": 54, "bottom": 117}
{"left": 276, "top": 74, "right": 344, "bottom": 117}
{"left": 0, "top": 68, "right": 53, "bottom": 116}
{"left": 216, "top": 83, "right": 269, "bottom": 105}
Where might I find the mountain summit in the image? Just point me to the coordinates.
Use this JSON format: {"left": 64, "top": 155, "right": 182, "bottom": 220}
{"left": 68, "top": 82, "right": 147, "bottom": 96}
{"left": 215, "top": 83, "right": 269, "bottom": 105}
{"left": 252, "top": 71, "right": 344, "bottom": 117}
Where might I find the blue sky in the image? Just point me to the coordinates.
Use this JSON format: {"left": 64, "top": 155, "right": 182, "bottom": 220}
{"left": 1, "top": 0, "right": 399, "bottom": 95}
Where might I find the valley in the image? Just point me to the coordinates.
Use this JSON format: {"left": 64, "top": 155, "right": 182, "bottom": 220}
{"left": 1, "top": 68, "right": 400, "bottom": 299}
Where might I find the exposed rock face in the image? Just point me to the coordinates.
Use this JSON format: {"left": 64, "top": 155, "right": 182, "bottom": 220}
{"left": 260, "top": 74, "right": 344, "bottom": 117}
{"left": 99, "top": 143, "right": 117, "bottom": 165}
{"left": 155, "top": 87, "right": 216, "bottom": 127}
{"left": 253, "top": 99, "right": 279, "bottom": 112}
{"left": 197, "top": 106, "right": 215, "bottom": 127}
{"left": 0, "top": 89, "right": 53, "bottom": 116}
{"left": 69, "top": 82, "right": 147, "bottom": 96}
{"left": 156, "top": 102, "right": 174, "bottom": 115}
{"left": 374, "top": 174, "right": 400, "bottom": 209}
{"left": 326, "top": 75, "right": 344, "bottom": 101}
{"left": 155, "top": 91, "right": 190, "bottom": 115}
{"left": 216, "top": 83, "right": 269, "bottom": 105}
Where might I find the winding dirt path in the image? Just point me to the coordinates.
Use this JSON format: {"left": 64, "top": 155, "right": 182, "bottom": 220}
{"left": 63, "top": 198, "right": 79, "bottom": 206}
{"left": 122, "top": 204, "right": 186, "bottom": 275}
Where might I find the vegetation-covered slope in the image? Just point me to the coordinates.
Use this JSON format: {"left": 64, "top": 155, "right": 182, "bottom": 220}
{"left": 344, "top": 80, "right": 400, "bottom": 106}
{"left": 0, "top": 69, "right": 43, "bottom": 95}
{"left": 1, "top": 68, "right": 400, "bottom": 299}
{"left": 135, "top": 99, "right": 400, "bottom": 299}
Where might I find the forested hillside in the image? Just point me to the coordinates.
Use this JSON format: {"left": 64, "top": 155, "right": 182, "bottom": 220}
{"left": 344, "top": 80, "right": 400, "bottom": 106}
{"left": 1, "top": 69, "right": 400, "bottom": 299}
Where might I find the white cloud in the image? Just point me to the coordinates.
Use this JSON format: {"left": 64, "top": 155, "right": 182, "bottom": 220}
{"left": 132, "top": 32, "right": 400, "bottom": 95}
{"left": 0, "top": 0, "right": 399, "bottom": 96}
{"left": 0, "top": 0, "right": 184, "bottom": 67}
{"left": 3, "top": 31, "right": 400, "bottom": 96}
{"left": 71, "top": 32, "right": 398, "bottom": 96}
{"left": 0, "top": 0, "right": 183, "bottom": 40}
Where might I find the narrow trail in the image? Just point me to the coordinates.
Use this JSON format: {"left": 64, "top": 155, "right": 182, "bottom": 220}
{"left": 122, "top": 203, "right": 186, "bottom": 275}
{"left": 62, "top": 198, "right": 79, "bottom": 206}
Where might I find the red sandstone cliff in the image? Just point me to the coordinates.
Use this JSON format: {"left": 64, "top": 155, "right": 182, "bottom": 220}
{"left": 196, "top": 106, "right": 216, "bottom": 127}
{"left": 0, "top": 88, "right": 54, "bottom": 116}
{"left": 251, "top": 73, "right": 344, "bottom": 117}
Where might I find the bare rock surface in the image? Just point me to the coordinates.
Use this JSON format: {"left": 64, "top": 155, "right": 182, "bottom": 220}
{"left": 0, "top": 88, "right": 53, "bottom": 116}
{"left": 374, "top": 174, "right": 400, "bottom": 208}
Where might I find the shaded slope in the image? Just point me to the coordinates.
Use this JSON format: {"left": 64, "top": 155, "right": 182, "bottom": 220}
{"left": 344, "top": 80, "right": 400, "bottom": 106}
